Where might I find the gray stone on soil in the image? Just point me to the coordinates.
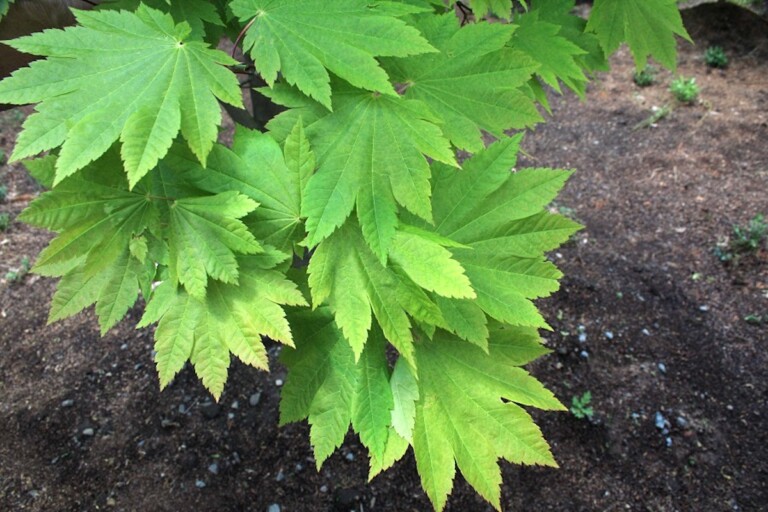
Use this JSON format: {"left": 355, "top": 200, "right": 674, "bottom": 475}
{"left": 604, "top": 331, "right": 614, "bottom": 340}
{"left": 249, "top": 392, "right": 262, "bottom": 407}
{"left": 200, "top": 402, "right": 221, "bottom": 419}
{"left": 345, "top": 452, "right": 355, "bottom": 462}
{"left": 579, "top": 350, "right": 589, "bottom": 359}
{"left": 208, "top": 463, "right": 219, "bottom": 475}
{"left": 61, "top": 399, "right": 74, "bottom": 408}
{"left": 275, "top": 470, "right": 285, "bottom": 482}
{"left": 658, "top": 362, "right": 667, "bottom": 374}
{"left": 320, "top": 485, "right": 328, "bottom": 493}
{"left": 231, "top": 400, "right": 239, "bottom": 409}
{"left": 82, "top": 427, "right": 95, "bottom": 437}
{"left": 267, "top": 504, "right": 281, "bottom": 512}
{"left": 676, "top": 416, "right": 689, "bottom": 429}
{"left": 195, "top": 479, "right": 206, "bottom": 489}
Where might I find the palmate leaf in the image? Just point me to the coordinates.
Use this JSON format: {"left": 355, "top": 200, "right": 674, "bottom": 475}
{"left": 385, "top": 14, "right": 541, "bottom": 153}
{"left": 165, "top": 124, "right": 313, "bottom": 254}
{"left": 424, "top": 136, "right": 579, "bottom": 330}
{"left": 413, "top": 327, "right": 562, "bottom": 511}
{"left": 509, "top": 10, "right": 589, "bottom": 96}
{"left": 50, "top": 249, "right": 155, "bottom": 334}
{"left": 229, "top": 0, "right": 436, "bottom": 109}
{"left": 585, "top": 0, "right": 691, "bottom": 70}
{"left": 280, "top": 308, "right": 395, "bottom": 465}
{"left": 143, "top": 255, "right": 307, "bottom": 400}
{"left": 167, "top": 192, "right": 262, "bottom": 300}
{"left": 308, "top": 219, "right": 472, "bottom": 363}
{"left": 19, "top": 150, "right": 158, "bottom": 278}
{"left": 0, "top": 5, "right": 242, "bottom": 185}
{"left": 301, "top": 84, "right": 456, "bottom": 260}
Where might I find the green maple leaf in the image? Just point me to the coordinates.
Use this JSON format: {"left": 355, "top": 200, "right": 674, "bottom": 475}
{"left": 0, "top": 5, "right": 242, "bottom": 185}
{"left": 229, "top": 0, "right": 436, "bottom": 109}
{"left": 280, "top": 308, "right": 395, "bottom": 465}
{"left": 385, "top": 14, "right": 540, "bottom": 152}
{"left": 19, "top": 150, "right": 158, "bottom": 278}
{"left": 510, "top": 10, "right": 589, "bottom": 96}
{"left": 308, "top": 219, "right": 470, "bottom": 363}
{"left": 529, "top": 0, "right": 608, "bottom": 75}
{"left": 586, "top": 0, "right": 691, "bottom": 70}
{"left": 413, "top": 327, "right": 562, "bottom": 511}
{"left": 167, "top": 192, "right": 262, "bottom": 300}
{"left": 144, "top": 256, "right": 307, "bottom": 401}
{"left": 166, "top": 123, "right": 314, "bottom": 254}
{"left": 426, "top": 137, "right": 579, "bottom": 330}
{"left": 301, "top": 85, "right": 456, "bottom": 260}
{"left": 47, "top": 248, "right": 155, "bottom": 334}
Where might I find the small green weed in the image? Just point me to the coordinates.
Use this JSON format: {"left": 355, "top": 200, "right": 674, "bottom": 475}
{"left": 633, "top": 66, "right": 657, "bottom": 87}
{"left": 714, "top": 214, "right": 767, "bottom": 263}
{"left": 744, "top": 314, "right": 764, "bottom": 326}
{"left": 669, "top": 76, "right": 700, "bottom": 104}
{"left": 0, "top": 185, "right": 7, "bottom": 202}
{"left": 0, "top": 213, "right": 9, "bottom": 231}
{"left": 570, "top": 391, "right": 595, "bottom": 420}
{"left": 704, "top": 46, "right": 728, "bottom": 68}
{"left": 0, "top": 148, "right": 6, "bottom": 165}
{"left": 5, "top": 256, "right": 31, "bottom": 283}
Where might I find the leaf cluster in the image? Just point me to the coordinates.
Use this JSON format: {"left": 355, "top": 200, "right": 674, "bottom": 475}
{"left": 0, "top": 1, "right": 690, "bottom": 509}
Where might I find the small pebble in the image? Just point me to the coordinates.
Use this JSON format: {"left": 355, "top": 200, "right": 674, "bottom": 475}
{"left": 134, "top": 363, "right": 143, "bottom": 371}
{"left": 676, "top": 416, "right": 689, "bottom": 429}
{"left": 579, "top": 350, "right": 589, "bottom": 359}
{"left": 345, "top": 452, "right": 355, "bottom": 462}
{"left": 642, "top": 328, "right": 651, "bottom": 336}
{"left": 82, "top": 427, "right": 95, "bottom": 437}
{"left": 208, "top": 463, "right": 219, "bottom": 475}
{"left": 726, "top": 404, "right": 734, "bottom": 411}
{"left": 120, "top": 343, "right": 128, "bottom": 350}
{"left": 249, "top": 392, "right": 262, "bottom": 407}
{"left": 699, "top": 305, "right": 710, "bottom": 312}
{"left": 658, "top": 363, "right": 667, "bottom": 374}
{"left": 227, "top": 412, "right": 235, "bottom": 420}
{"left": 200, "top": 402, "right": 221, "bottom": 419}
{"left": 578, "top": 332, "right": 587, "bottom": 343}
{"left": 295, "top": 463, "right": 304, "bottom": 472}
{"left": 654, "top": 412, "right": 670, "bottom": 434}
{"left": 604, "top": 331, "right": 614, "bottom": 340}
{"left": 320, "top": 485, "right": 328, "bottom": 493}
{"left": 195, "top": 479, "right": 206, "bottom": 489}
{"left": 276, "top": 470, "right": 285, "bottom": 482}
{"left": 230, "top": 400, "right": 239, "bottom": 410}
{"left": 275, "top": 379, "right": 284, "bottom": 387}
{"left": 61, "top": 399, "right": 75, "bottom": 408}
{"left": 665, "top": 436, "right": 673, "bottom": 447}
{"left": 267, "top": 504, "right": 281, "bottom": 512}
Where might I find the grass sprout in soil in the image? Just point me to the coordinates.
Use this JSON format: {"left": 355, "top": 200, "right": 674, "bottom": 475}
{"left": 705, "top": 45, "right": 729, "bottom": 68}
{"left": 0, "top": 3, "right": 767, "bottom": 512}
{"left": 670, "top": 76, "right": 700, "bottom": 103}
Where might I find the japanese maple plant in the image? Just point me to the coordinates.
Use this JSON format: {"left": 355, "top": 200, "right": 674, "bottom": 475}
{"left": 0, "top": 0, "right": 689, "bottom": 509}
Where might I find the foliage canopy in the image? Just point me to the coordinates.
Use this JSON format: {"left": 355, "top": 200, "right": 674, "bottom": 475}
{"left": 0, "top": 0, "right": 689, "bottom": 509}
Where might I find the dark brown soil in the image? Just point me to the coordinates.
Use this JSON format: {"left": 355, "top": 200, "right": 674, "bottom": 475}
{"left": 1, "top": 4, "right": 766, "bottom": 512}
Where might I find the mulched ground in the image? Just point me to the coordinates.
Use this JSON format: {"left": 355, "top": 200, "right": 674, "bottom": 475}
{"left": 0, "top": 3, "right": 766, "bottom": 511}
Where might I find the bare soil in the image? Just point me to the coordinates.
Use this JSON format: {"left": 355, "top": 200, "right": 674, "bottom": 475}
{"left": 0, "top": 4, "right": 766, "bottom": 511}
